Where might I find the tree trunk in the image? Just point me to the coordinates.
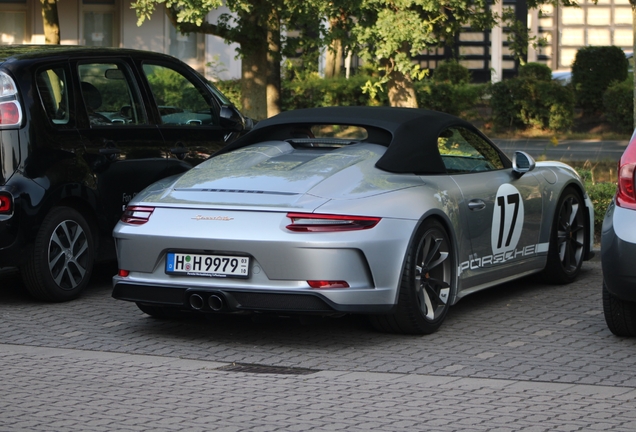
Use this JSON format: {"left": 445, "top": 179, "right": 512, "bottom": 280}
{"left": 40, "top": 0, "right": 60, "bottom": 45}
{"left": 325, "top": 39, "right": 343, "bottom": 78}
{"left": 387, "top": 70, "right": 418, "bottom": 108}
{"left": 241, "top": 47, "right": 268, "bottom": 121}
{"left": 266, "top": 17, "right": 281, "bottom": 117}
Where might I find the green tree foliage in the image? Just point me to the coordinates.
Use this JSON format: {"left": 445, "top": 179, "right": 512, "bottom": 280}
{"left": 130, "top": 0, "right": 582, "bottom": 116}
{"left": 131, "top": 0, "right": 326, "bottom": 120}
{"left": 349, "top": 0, "right": 495, "bottom": 107}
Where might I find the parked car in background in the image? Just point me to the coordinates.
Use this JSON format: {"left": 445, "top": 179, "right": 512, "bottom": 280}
{"left": 0, "top": 45, "right": 251, "bottom": 302}
{"left": 112, "top": 106, "right": 595, "bottom": 335}
{"left": 602, "top": 129, "right": 636, "bottom": 336}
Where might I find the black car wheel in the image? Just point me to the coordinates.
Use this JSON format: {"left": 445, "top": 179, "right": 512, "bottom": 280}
{"left": 370, "top": 219, "right": 454, "bottom": 335}
{"left": 603, "top": 282, "right": 636, "bottom": 337}
{"left": 21, "top": 207, "right": 95, "bottom": 302}
{"left": 542, "top": 187, "right": 587, "bottom": 284}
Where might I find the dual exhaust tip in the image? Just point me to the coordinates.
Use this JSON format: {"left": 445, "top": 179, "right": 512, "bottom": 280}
{"left": 189, "top": 293, "right": 224, "bottom": 311}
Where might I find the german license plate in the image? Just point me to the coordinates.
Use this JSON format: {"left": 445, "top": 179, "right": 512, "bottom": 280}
{"left": 165, "top": 252, "right": 250, "bottom": 278}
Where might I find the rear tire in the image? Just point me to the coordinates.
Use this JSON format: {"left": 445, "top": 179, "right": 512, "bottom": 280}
{"left": 370, "top": 219, "right": 454, "bottom": 335}
{"left": 21, "top": 206, "right": 95, "bottom": 302}
{"left": 541, "top": 187, "right": 586, "bottom": 284}
{"left": 603, "top": 282, "right": 636, "bottom": 337}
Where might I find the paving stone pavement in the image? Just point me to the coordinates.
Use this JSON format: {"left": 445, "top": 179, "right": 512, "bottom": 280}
{"left": 0, "top": 255, "right": 635, "bottom": 431}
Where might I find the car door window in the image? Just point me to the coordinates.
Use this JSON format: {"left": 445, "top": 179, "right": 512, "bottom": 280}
{"left": 78, "top": 62, "right": 146, "bottom": 126}
{"left": 438, "top": 127, "right": 504, "bottom": 174}
{"left": 142, "top": 63, "right": 218, "bottom": 127}
{"left": 36, "top": 67, "right": 70, "bottom": 126}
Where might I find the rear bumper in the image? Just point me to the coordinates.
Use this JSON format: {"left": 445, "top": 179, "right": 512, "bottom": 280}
{"left": 601, "top": 201, "right": 636, "bottom": 302}
{"left": 112, "top": 281, "right": 394, "bottom": 314}
{"left": 0, "top": 211, "right": 27, "bottom": 268}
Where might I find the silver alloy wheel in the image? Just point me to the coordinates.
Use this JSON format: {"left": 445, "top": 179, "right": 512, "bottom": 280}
{"left": 48, "top": 219, "right": 90, "bottom": 290}
{"left": 414, "top": 227, "right": 452, "bottom": 322}
{"left": 556, "top": 194, "right": 585, "bottom": 275}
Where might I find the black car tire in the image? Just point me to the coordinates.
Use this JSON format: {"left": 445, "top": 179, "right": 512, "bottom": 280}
{"left": 21, "top": 206, "right": 95, "bottom": 302}
{"left": 136, "top": 302, "right": 182, "bottom": 319}
{"left": 603, "top": 282, "right": 636, "bottom": 337}
{"left": 370, "top": 219, "right": 454, "bottom": 335}
{"left": 541, "top": 186, "right": 587, "bottom": 284}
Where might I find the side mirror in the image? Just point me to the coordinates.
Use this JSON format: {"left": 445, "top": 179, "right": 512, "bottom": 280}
{"left": 512, "top": 151, "right": 536, "bottom": 178}
{"left": 220, "top": 105, "right": 246, "bottom": 131}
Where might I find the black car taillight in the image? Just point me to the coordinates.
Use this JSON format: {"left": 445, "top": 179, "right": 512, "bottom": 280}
{"left": 0, "top": 192, "right": 12, "bottom": 214}
{"left": 0, "top": 72, "right": 22, "bottom": 128}
{"left": 616, "top": 138, "right": 636, "bottom": 210}
{"left": 121, "top": 206, "right": 155, "bottom": 224}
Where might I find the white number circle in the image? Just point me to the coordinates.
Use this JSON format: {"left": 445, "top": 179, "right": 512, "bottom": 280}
{"left": 491, "top": 184, "right": 524, "bottom": 255}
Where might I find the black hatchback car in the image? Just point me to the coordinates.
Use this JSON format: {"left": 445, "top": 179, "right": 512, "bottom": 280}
{"left": 0, "top": 45, "right": 251, "bottom": 302}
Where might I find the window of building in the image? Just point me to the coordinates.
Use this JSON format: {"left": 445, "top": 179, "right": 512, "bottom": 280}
{"left": 0, "top": 11, "right": 25, "bottom": 44}
{"left": 587, "top": 8, "right": 611, "bottom": 25}
{"left": 169, "top": 26, "right": 198, "bottom": 61}
{"left": 588, "top": 28, "right": 611, "bottom": 45}
{"left": 82, "top": 0, "right": 117, "bottom": 47}
{"left": 0, "top": 0, "right": 27, "bottom": 45}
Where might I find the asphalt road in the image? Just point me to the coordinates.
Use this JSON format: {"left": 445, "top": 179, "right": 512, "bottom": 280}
{"left": 1, "top": 253, "right": 635, "bottom": 431}
{"left": 492, "top": 138, "right": 629, "bottom": 162}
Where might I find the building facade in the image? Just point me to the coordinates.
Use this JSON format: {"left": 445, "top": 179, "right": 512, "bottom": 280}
{"left": 535, "top": 0, "right": 632, "bottom": 71}
{"left": 415, "top": 0, "right": 632, "bottom": 82}
{"left": 0, "top": 0, "right": 240, "bottom": 81}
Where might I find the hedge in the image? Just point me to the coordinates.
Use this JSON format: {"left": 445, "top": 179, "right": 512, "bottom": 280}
{"left": 490, "top": 69, "right": 574, "bottom": 131}
{"left": 603, "top": 77, "right": 634, "bottom": 133}
{"left": 572, "top": 46, "right": 629, "bottom": 114}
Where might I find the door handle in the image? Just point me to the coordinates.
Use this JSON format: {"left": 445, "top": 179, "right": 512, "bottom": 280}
{"left": 468, "top": 199, "right": 486, "bottom": 211}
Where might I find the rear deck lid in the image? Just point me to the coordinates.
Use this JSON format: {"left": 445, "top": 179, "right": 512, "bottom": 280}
{"left": 136, "top": 140, "right": 412, "bottom": 209}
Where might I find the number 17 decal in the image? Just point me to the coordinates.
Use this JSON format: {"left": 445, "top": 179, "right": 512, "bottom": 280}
{"left": 491, "top": 184, "right": 524, "bottom": 255}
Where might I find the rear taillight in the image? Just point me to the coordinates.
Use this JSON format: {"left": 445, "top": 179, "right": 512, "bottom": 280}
{"left": 121, "top": 206, "right": 155, "bottom": 224}
{"left": 616, "top": 139, "right": 636, "bottom": 210}
{"left": 286, "top": 212, "right": 381, "bottom": 232}
{"left": 307, "top": 280, "right": 350, "bottom": 289}
{"left": 0, "top": 101, "right": 21, "bottom": 126}
{"left": 0, "top": 193, "right": 12, "bottom": 214}
{"left": 0, "top": 72, "right": 22, "bottom": 128}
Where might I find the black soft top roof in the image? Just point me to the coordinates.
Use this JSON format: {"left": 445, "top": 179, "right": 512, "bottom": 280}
{"left": 217, "top": 106, "right": 494, "bottom": 174}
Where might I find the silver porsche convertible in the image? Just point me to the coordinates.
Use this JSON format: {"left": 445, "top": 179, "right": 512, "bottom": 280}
{"left": 112, "top": 107, "right": 594, "bottom": 334}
